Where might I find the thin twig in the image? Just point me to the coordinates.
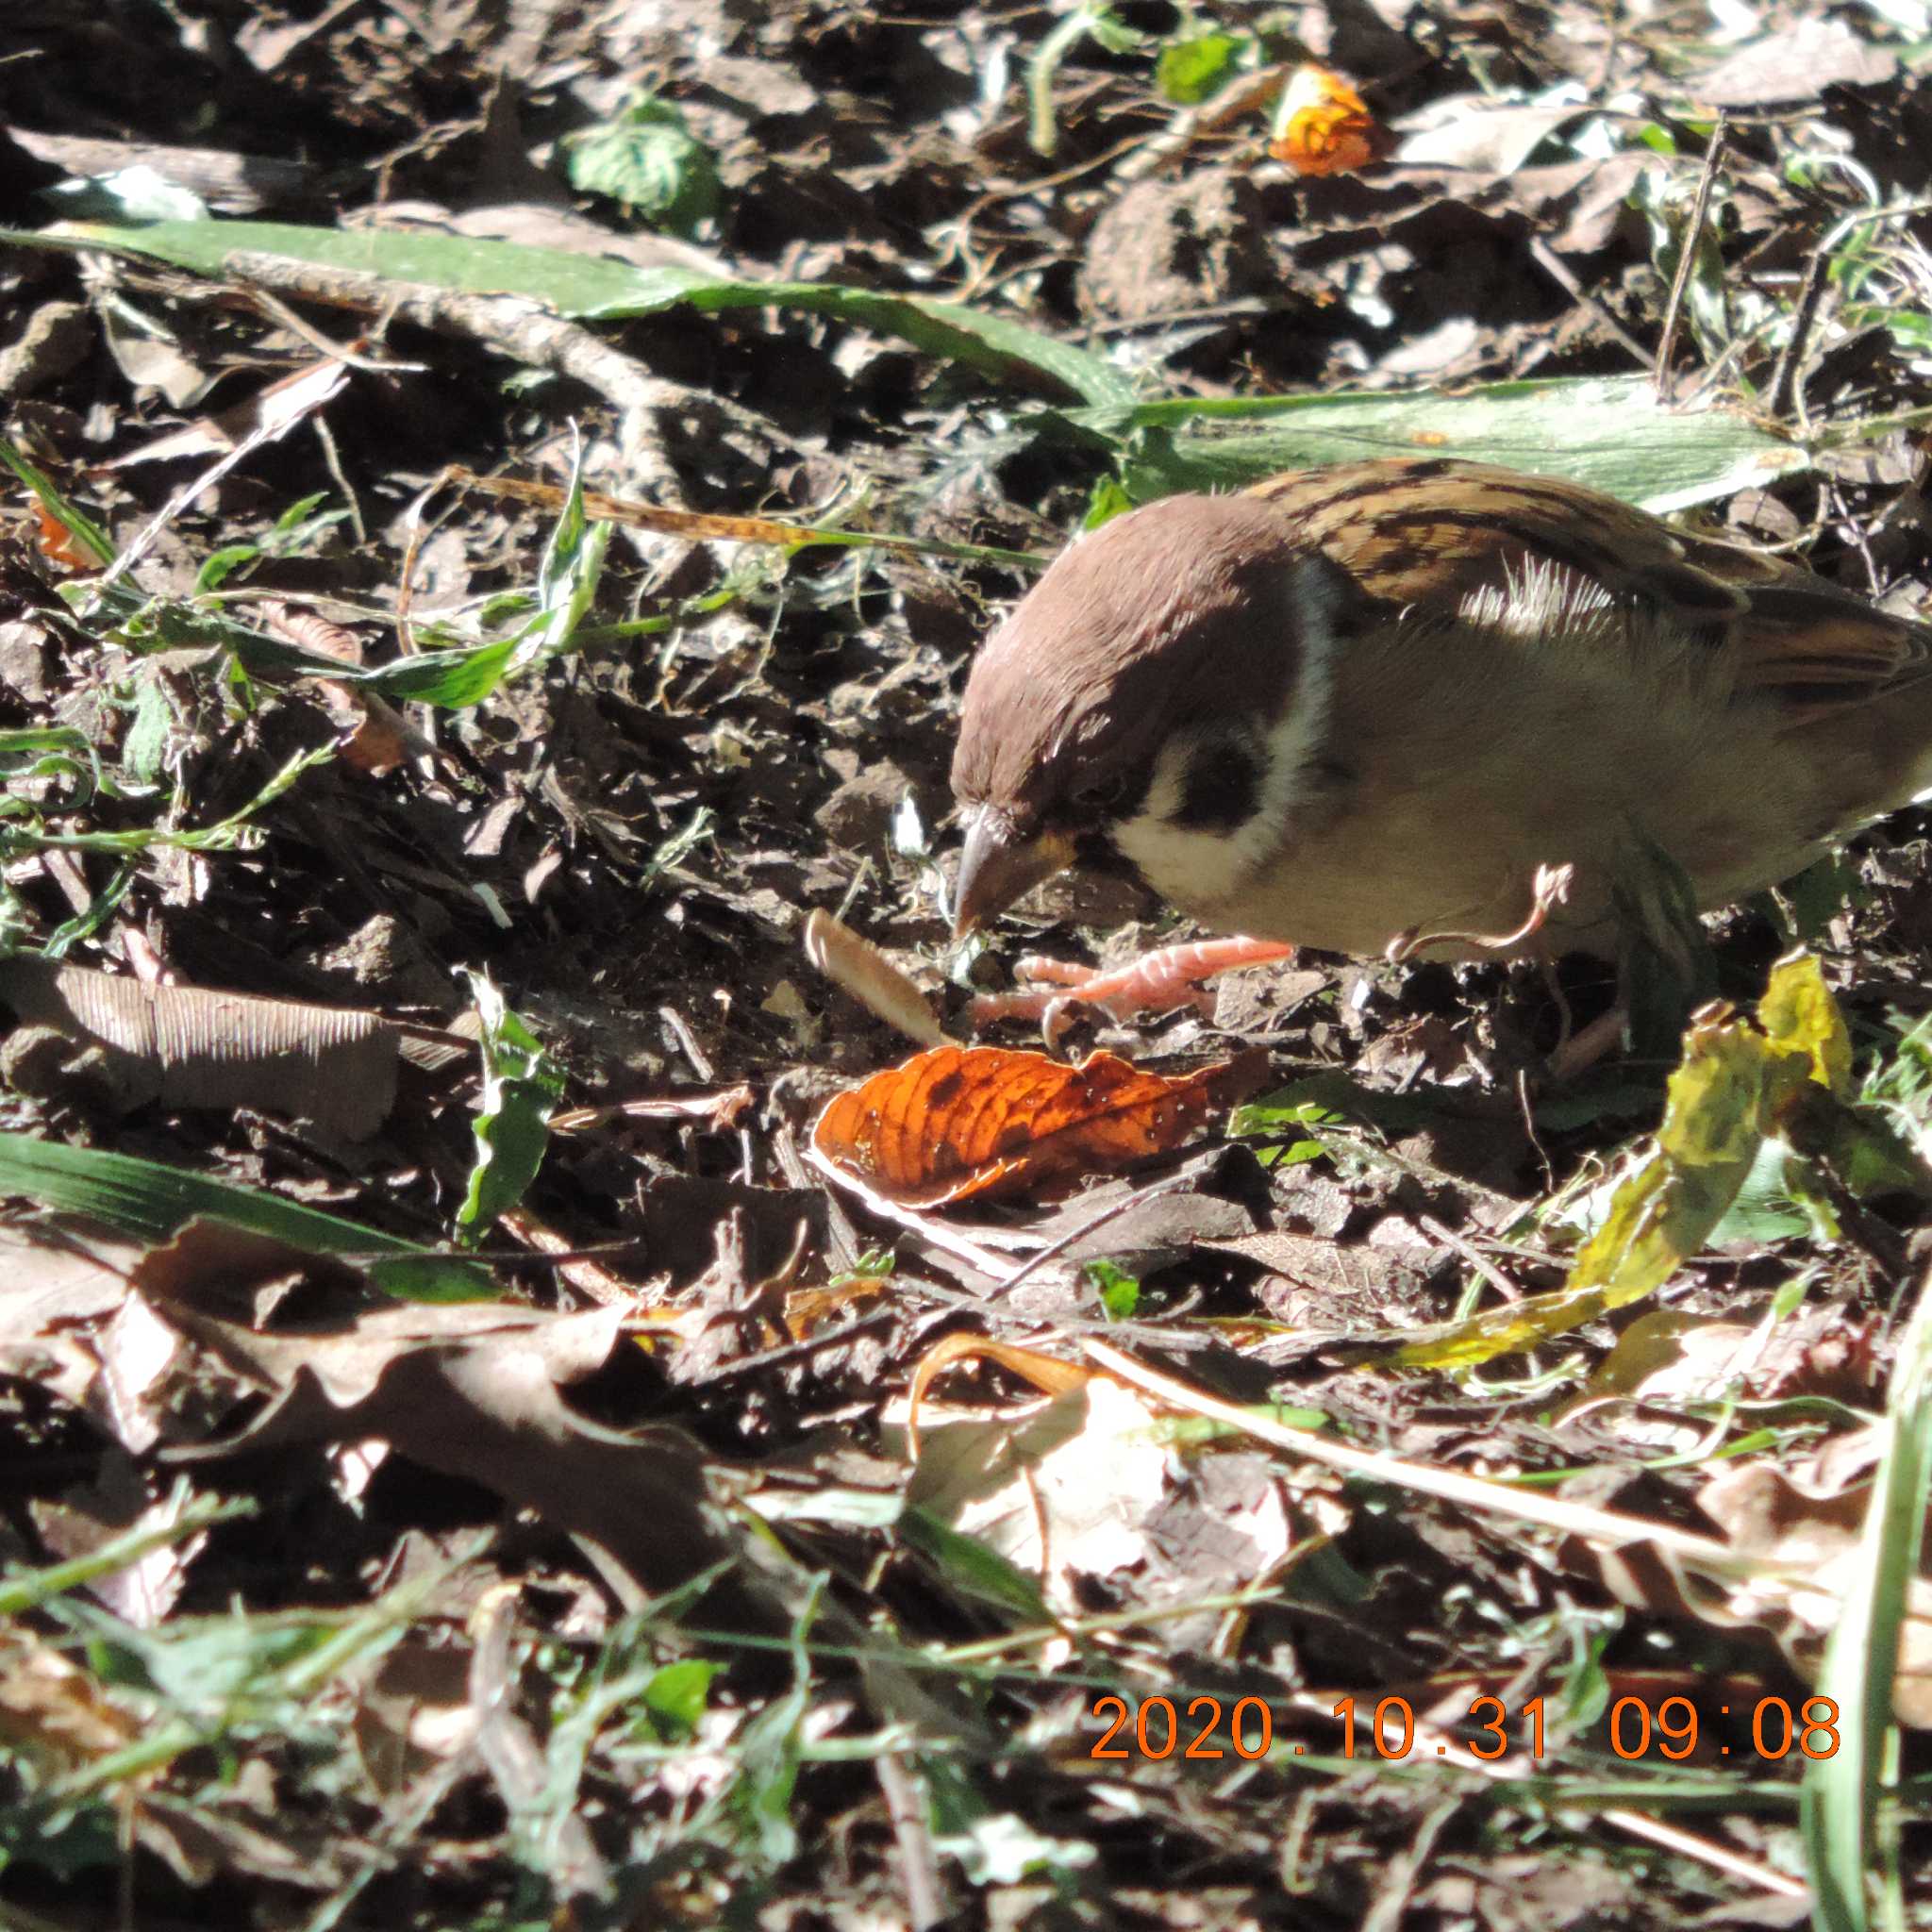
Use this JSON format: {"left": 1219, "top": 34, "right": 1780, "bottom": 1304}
{"left": 1527, "top": 237, "right": 1655, "bottom": 371}
{"left": 876, "top": 1754, "right": 949, "bottom": 1930}
{"left": 697, "top": 1307, "right": 900, "bottom": 1385}
{"left": 1767, "top": 232, "right": 1836, "bottom": 423}
{"left": 984, "top": 1174, "right": 1190, "bottom": 1302}
{"left": 1416, "top": 1214, "right": 1524, "bottom": 1306}
{"left": 1653, "top": 115, "right": 1729, "bottom": 402}
{"left": 1768, "top": 196, "right": 1932, "bottom": 423}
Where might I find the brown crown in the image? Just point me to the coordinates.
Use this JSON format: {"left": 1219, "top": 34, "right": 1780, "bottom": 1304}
{"left": 950, "top": 492, "right": 1312, "bottom": 823}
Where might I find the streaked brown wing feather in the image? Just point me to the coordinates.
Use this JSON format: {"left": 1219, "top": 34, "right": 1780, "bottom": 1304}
{"left": 1244, "top": 458, "right": 1932, "bottom": 710}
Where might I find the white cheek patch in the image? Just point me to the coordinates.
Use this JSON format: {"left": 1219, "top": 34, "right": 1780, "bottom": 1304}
{"left": 1111, "top": 558, "right": 1340, "bottom": 915}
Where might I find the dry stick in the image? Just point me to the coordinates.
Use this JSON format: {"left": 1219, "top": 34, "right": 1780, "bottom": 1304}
{"left": 221, "top": 251, "right": 787, "bottom": 458}
{"left": 1415, "top": 1213, "right": 1522, "bottom": 1306}
{"left": 982, "top": 1172, "right": 1191, "bottom": 1302}
{"left": 1526, "top": 236, "right": 1656, "bottom": 371}
{"left": 219, "top": 249, "right": 787, "bottom": 574}
{"left": 875, "top": 1753, "right": 949, "bottom": 1932}
{"left": 225, "top": 252, "right": 1049, "bottom": 572}
{"left": 1652, "top": 114, "right": 1729, "bottom": 404}
{"left": 1768, "top": 228, "right": 1839, "bottom": 425}
{"left": 804, "top": 1144, "right": 1028, "bottom": 1286}
{"left": 1078, "top": 1338, "right": 1812, "bottom": 1587}
{"left": 469, "top": 1583, "right": 611, "bottom": 1903}
{"left": 1767, "top": 198, "right": 1932, "bottom": 424}
{"left": 81, "top": 358, "right": 349, "bottom": 608}
{"left": 698, "top": 1307, "right": 901, "bottom": 1386}
{"left": 237, "top": 282, "right": 413, "bottom": 375}
{"left": 445, "top": 465, "right": 1046, "bottom": 572}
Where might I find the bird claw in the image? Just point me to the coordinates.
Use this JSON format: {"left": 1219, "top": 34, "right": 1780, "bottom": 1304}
{"left": 1385, "top": 862, "right": 1576, "bottom": 963}
{"left": 968, "top": 937, "right": 1300, "bottom": 1047}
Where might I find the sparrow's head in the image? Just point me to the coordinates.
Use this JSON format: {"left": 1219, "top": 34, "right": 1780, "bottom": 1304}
{"left": 949, "top": 491, "right": 1348, "bottom": 938}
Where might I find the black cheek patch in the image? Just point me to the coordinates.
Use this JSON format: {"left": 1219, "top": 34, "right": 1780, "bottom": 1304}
{"left": 1074, "top": 827, "right": 1138, "bottom": 875}
{"left": 1171, "top": 740, "right": 1262, "bottom": 831}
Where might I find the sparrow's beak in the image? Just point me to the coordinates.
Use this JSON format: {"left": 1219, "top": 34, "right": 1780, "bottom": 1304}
{"left": 952, "top": 807, "right": 1077, "bottom": 940}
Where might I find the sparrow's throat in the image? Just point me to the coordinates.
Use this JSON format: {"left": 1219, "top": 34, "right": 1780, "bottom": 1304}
{"left": 952, "top": 809, "right": 1077, "bottom": 938}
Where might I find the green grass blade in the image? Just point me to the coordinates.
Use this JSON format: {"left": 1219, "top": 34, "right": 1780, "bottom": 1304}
{"left": 0, "top": 1130, "right": 493, "bottom": 1299}
{"left": 1802, "top": 1273, "right": 1932, "bottom": 1931}
{"left": 17, "top": 219, "right": 1133, "bottom": 408}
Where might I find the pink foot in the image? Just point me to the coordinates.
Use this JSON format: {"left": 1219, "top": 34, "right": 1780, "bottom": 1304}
{"left": 969, "top": 937, "right": 1300, "bottom": 1045}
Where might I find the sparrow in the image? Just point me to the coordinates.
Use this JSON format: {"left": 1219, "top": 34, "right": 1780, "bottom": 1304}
{"left": 949, "top": 458, "right": 1932, "bottom": 1019}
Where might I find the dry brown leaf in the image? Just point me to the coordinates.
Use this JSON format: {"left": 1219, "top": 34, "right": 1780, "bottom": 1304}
{"left": 257, "top": 599, "right": 424, "bottom": 776}
{"left": 810, "top": 1043, "right": 1267, "bottom": 1208}
{"left": 0, "top": 1624, "right": 146, "bottom": 1772}
{"left": 352, "top": 1641, "right": 479, "bottom": 1797}
{"left": 91, "top": 355, "right": 349, "bottom": 471}
{"left": 30, "top": 1473, "right": 200, "bottom": 1627}
{"left": 0, "top": 957, "right": 402, "bottom": 1139}
{"left": 1668, "top": 1462, "right": 1932, "bottom": 1724}
{"left": 553, "top": 1083, "right": 756, "bottom": 1134}
{"left": 143, "top": 1242, "right": 773, "bottom": 1617}
{"left": 802, "top": 908, "right": 945, "bottom": 1046}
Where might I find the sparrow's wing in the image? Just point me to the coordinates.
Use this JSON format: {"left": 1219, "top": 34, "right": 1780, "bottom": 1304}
{"left": 1245, "top": 458, "right": 1932, "bottom": 709}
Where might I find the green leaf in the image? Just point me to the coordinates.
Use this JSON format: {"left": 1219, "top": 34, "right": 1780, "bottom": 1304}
{"left": 1803, "top": 1272, "right": 1932, "bottom": 1931}
{"left": 564, "top": 93, "right": 721, "bottom": 238}
{"left": 1082, "top": 474, "right": 1137, "bottom": 529}
{"left": 0, "top": 434, "right": 115, "bottom": 567}
{"left": 1082, "top": 1257, "right": 1141, "bottom": 1320}
{"left": 898, "top": 1507, "right": 1058, "bottom": 1625}
{"left": 355, "top": 637, "right": 523, "bottom": 708}
{"left": 1759, "top": 952, "right": 1854, "bottom": 1097}
{"left": 25, "top": 220, "right": 1133, "bottom": 408}
{"left": 1228, "top": 1090, "right": 1333, "bottom": 1169}
{"left": 122, "top": 673, "right": 174, "bottom": 786}
{"left": 641, "top": 1658, "right": 719, "bottom": 1740}
{"left": 194, "top": 542, "right": 261, "bottom": 592}
{"left": 1156, "top": 30, "right": 1244, "bottom": 103}
{"left": 1706, "top": 1136, "right": 1822, "bottom": 1245}
{"left": 457, "top": 974, "right": 565, "bottom": 1240}
{"left": 1380, "top": 958, "right": 1844, "bottom": 1370}
{"left": 1070, "top": 375, "right": 1810, "bottom": 512}
{"left": 524, "top": 437, "right": 610, "bottom": 666}
{"left": 728, "top": 1575, "right": 824, "bottom": 1870}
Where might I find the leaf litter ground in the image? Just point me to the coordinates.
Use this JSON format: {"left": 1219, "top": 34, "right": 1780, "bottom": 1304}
{"left": 4, "top": 1, "right": 1932, "bottom": 1926}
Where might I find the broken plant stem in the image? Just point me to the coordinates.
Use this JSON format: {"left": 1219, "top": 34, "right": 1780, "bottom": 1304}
{"left": 1653, "top": 115, "right": 1729, "bottom": 402}
{"left": 444, "top": 467, "right": 1046, "bottom": 573}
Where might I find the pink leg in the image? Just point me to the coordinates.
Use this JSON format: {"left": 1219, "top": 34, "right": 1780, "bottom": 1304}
{"left": 969, "top": 937, "right": 1300, "bottom": 1042}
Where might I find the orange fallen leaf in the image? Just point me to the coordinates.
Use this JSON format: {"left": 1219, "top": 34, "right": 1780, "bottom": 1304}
{"left": 810, "top": 1043, "right": 1268, "bottom": 1208}
{"left": 1269, "top": 64, "right": 1379, "bottom": 177}
{"left": 30, "top": 501, "right": 91, "bottom": 573}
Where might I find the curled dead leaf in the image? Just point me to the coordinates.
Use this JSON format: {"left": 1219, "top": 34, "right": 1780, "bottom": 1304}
{"left": 802, "top": 908, "right": 945, "bottom": 1046}
{"left": 904, "top": 1329, "right": 1092, "bottom": 1460}
{"left": 810, "top": 1043, "right": 1268, "bottom": 1208}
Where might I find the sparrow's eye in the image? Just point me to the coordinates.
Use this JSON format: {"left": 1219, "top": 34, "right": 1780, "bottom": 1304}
{"left": 1072, "top": 771, "right": 1129, "bottom": 813}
